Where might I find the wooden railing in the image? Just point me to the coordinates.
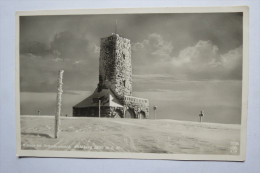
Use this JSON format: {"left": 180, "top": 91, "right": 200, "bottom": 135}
{"left": 124, "top": 95, "right": 149, "bottom": 104}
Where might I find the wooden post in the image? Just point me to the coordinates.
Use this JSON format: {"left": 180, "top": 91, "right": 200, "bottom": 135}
{"left": 199, "top": 110, "right": 204, "bottom": 123}
{"left": 98, "top": 99, "right": 101, "bottom": 118}
{"left": 153, "top": 106, "right": 157, "bottom": 119}
{"left": 54, "top": 70, "right": 64, "bottom": 138}
{"left": 123, "top": 106, "right": 126, "bottom": 118}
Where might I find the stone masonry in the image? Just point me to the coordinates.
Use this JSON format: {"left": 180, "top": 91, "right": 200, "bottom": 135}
{"left": 98, "top": 34, "right": 132, "bottom": 99}
{"left": 73, "top": 34, "right": 149, "bottom": 119}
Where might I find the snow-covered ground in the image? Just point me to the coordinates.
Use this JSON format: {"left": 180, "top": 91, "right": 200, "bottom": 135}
{"left": 20, "top": 116, "right": 240, "bottom": 155}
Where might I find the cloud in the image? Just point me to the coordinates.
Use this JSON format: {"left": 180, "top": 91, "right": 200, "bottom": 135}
{"left": 20, "top": 41, "right": 50, "bottom": 56}
{"left": 20, "top": 52, "right": 99, "bottom": 93}
{"left": 221, "top": 46, "right": 243, "bottom": 79}
{"left": 132, "top": 33, "right": 174, "bottom": 62}
{"left": 50, "top": 31, "right": 92, "bottom": 60}
{"left": 132, "top": 34, "right": 242, "bottom": 81}
{"left": 172, "top": 40, "right": 219, "bottom": 67}
{"left": 172, "top": 41, "right": 242, "bottom": 80}
{"left": 20, "top": 30, "right": 98, "bottom": 61}
{"left": 20, "top": 31, "right": 100, "bottom": 93}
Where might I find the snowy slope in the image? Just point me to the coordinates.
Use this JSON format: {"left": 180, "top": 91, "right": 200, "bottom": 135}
{"left": 20, "top": 116, "right": 240, "bottom": 155}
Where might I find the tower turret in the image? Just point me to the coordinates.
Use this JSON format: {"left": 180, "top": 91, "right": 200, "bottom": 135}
{"left": 98, "top": 34, "right": 132, "bottom": 99}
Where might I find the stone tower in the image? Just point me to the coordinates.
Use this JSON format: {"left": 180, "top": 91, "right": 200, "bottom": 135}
{"left": 98, "top": 34, "right": 132, "bottom": 99}
{"left": 73, "top": 34, "right": 149, "bottom": 119}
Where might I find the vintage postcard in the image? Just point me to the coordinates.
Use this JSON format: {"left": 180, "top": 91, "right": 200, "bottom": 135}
{"left": 16, "top": 7, "right": 249, "bottom": 161}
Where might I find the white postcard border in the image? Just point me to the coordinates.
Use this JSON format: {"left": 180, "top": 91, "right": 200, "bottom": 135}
{"left": 16, "top": 6, "right": 249, "bottom": 161}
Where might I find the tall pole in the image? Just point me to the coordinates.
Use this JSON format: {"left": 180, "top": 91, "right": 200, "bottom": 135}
{"left": 199, "top": 110, "right": 203, "bottom": 123}
{"left": 153, "top": 106, "right": 157, "bottom": 119}
{"left": 123, "top": 106, "right": 126, "bottom": 118}
{"left": 55, "top": 70, "right": 64, "bottom": 138}
{"left": 98, "top": 99, "right": 101, "bottom": 118}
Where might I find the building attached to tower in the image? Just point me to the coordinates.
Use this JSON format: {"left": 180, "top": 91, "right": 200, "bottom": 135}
{"left": 73, "top": 34, "right": 149, "bottom": 119}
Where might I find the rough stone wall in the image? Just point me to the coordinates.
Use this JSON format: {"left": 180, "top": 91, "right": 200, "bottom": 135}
{"left": 123, "top": 96, "right": 149, "bottom": 118}
{"left": 98, "top": 34, "right": 132, "bottom": 99}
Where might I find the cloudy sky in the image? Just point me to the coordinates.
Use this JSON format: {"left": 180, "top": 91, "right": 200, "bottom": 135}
{"left": 20, "top": 13, "right": 243, "bottom": 124}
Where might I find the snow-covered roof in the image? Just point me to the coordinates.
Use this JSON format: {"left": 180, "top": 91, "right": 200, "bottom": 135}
{"left": 73, "top": 89, "right": 123, "bottom": 108}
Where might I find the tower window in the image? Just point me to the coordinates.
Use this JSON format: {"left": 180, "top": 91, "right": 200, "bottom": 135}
{"left": 122, "top": 53, "right": 125, "bottom": 59}
{"left": 123, "top": 80, "right": 126, "bottom": 87}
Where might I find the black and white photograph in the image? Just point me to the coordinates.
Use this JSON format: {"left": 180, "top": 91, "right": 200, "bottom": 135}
{"left": 16, "top": 7, "right": 249, "bottom": 160}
